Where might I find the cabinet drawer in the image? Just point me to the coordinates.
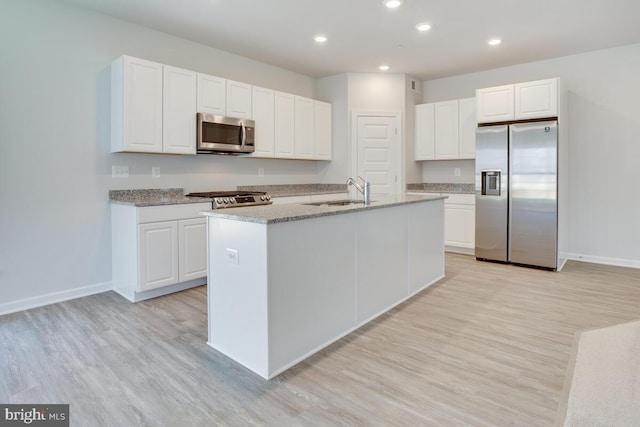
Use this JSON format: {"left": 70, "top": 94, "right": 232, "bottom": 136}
{"left": 443, "top": 193, "right": 475, "bottom": 205}
{"left": 137, "top": 203, "right": 212, "bottom": 223}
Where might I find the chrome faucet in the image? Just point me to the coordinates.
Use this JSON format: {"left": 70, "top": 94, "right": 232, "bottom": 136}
{"left": 346, "top": 176, "right": 371, "bottom": 205}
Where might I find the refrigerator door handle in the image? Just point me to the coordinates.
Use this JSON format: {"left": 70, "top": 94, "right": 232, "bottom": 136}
{"left": 507, "top": 132, "right": 513, "bottom": 262}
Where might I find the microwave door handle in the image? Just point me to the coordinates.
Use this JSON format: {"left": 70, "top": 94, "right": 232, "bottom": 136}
{"left": 240, "top": 123, "right": 246, "bottom": 148}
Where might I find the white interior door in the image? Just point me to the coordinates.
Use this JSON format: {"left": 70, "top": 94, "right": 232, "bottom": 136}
{"left": 356, "top": 114, "right": 400, "bottom": 196}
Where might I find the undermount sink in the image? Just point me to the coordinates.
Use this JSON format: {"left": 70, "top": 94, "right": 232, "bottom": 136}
{"left": 305, "top": 199, "right": 367, "bottom": 206}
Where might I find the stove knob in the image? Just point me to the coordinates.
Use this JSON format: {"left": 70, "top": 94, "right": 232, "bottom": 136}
{"left": 266, "top": 195, "right": 271, "bottom": 201}
{"left": 260, "top": 195, "right": 266, "bottom": 201}
{"left": 215, "top": 198, "right": 223, "bottom": 205}
{"left": 224, "top": 198, "right": 229, "bottom": 204}
{"left": 230, "top": 198, "right": 236, "bottom": 204}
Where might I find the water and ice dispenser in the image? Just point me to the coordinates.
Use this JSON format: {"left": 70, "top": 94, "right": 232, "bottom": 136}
{"left": 481, "top": 170, "right": 501, "bottom": 196}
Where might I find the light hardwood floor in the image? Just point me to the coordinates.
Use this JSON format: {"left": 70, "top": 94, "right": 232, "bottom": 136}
{"left": 1, "top": 254, "right": 639, "bottom": 426}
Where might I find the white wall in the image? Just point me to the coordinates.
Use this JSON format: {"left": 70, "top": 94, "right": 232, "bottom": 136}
{"left": 347, "top": 73, "right": 406, "bottom": 111}
{"left": 0, "top": 0, "right": 323, "bottom": 311}
{"left": 316, "top": 74, "right": 349, "bottom": 183}
{"left": 404, "top": 76, "right": 423, "bottom": 185}
{"left": 422, "top": 43, "right": 640, "bottom": 265}
{"left": 422, "top": 160, "right": 475, "bottom": 183}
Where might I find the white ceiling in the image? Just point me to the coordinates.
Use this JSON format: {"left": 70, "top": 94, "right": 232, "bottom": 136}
{"left": 59, "top": 0, "right": 640, "bottom": 80}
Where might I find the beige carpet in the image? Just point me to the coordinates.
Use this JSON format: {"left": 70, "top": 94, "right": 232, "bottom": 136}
{"left": 556, "top": 319, "right": 640, "bottom": 426}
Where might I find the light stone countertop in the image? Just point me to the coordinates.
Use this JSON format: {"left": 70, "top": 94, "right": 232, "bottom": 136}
{"left": 238, "top": 183, "right": 347, "bottom": 197}
{"left": 109, "top": 184, "right": 348, "bottom": 207}
{"left": 407, "top": 183, "right": 475, "bottom": 194}
{"left": 201, "top": 194, "right": 446, "bottom": 224}
{"left": 109, "top": 188, "right": 211, "bottom": 207}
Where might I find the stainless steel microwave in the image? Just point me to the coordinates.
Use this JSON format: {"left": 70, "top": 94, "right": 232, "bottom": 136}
{"left": 196, "top": 113, "right": 255, "bottom": 154}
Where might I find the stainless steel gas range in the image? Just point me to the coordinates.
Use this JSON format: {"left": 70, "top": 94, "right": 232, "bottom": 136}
{"left": 186, "top": 190, "right": 272, "bottom": 209}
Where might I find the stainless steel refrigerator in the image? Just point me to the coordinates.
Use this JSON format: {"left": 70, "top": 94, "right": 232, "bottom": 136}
{"left": 475, "top": 121, "right": 558, "bottom": 270}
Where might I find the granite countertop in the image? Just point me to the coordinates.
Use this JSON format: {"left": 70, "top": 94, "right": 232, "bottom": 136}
{"left": 407, "top": 183, "right": 475, "bottom": 194}
{"left": 201, "top": 194, "right": 446, "bottom": 224}
{"left": 109, "top": 188, "right": 210, "bottom": 207}
{"left": 237, "top": 184, "right": 347, "bottom": 197}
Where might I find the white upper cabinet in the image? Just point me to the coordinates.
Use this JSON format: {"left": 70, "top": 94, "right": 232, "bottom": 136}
{"left": 415, "top": 103, "right": 435, "bottom": 160}
{"left": 294, "top": 96, "right": 314, "bottom": 159}
{"left": 514, "top": 78, "right": 558, "bottom": 120}
{"left": 476, "top": 84, "right": 514, "bottom": 123}
{"left": 111, "top": 55, "right": 332, "bottom": 159}
{"left": 477, "top": 78, "right": 560, "bottom": 124}
{"left": 314, "top": 100, "right": 332, "bottom": 160}
{"left": 111, "top": 55, "right": 163, "bottom": 153}
{"left": 434, "top": 100, "right": 459, "bottom": 160}
{"left": 274, "top": 91, "right": 295, "bottom": 158}
{"left": 112, "top": 56, "right": 196, "bottom": 154}
{"left": 163, "top": 65, "right": 197, "bottom": 154}
{"left": 226, "top": 80, "right": 252, "bottom": 119}
{"left": 196, "top": 73, "right": 226, "bottom": 115}
{"left": 415, "top": 98, "right": 476, "bottom": 161}
{"left": 251, "top": 86, "right": 275, "bottom": 158}
{"left": 458, "top": 97, "right": 476, "bottom": 159}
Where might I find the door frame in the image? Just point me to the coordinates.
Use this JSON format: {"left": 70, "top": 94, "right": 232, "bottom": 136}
{"left": 349, "top": 111, "right": 404, "bottom": 195}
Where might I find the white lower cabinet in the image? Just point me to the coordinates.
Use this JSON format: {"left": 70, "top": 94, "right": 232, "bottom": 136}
{"left": 178, "top": 218, "right": 207, "bottom": 282}
{"left": 112, "top": 203, "right": 209, "bottom": 302}
{"left": 408, "top": 192, "right": 475, "bottom": 254}
{"left": 443, "top": 194, "right": 475, "bottom": 253}
{"left": 138, "top": 221, "right": 179, "bottom": 291}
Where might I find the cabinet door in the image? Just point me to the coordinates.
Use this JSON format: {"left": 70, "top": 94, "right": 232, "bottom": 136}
{"left": 197, "top": 73, "right": 226, "bottom": 115}
{"left": 226, "top": 80, "right": 252, "bottom": 119}
{"left": 163, "top": 65, "right": 197, "bottom": 154}
{"left": 314, "top": 101, "right": 332, "bottom": 160}
{"left": 515, "top": 78, "right": 558, "bottom": 120}
{"left": 115, "top": 56, "right": 163, "bottom": 153}
{"left": 138, "top": 221, "right": 179, "bottom": 291}
{"left": 415, "top": 103, "right": 435, "bottom": 160}
{"left": 251, "top": 86, "right": 275, "bottom": 158}
{"left": 434, "top": 100, "right": 459, "bottom": 160}
{"left": 178, "top": 218, "right": 207, "bottom": 282}
{"left": 274, "top": 92, "right": 295, "bottom": 158}
{"left": 444, "top": 204, "right": 475, "bottom": 249}
{"left": 476, "top": 84, "right": 514, "bottom": 123}
{"left": 294, "top": 96, "right": 314, "bottom": 159}
{"left": 458, "top": 97, "right": 476, "bottom": 159}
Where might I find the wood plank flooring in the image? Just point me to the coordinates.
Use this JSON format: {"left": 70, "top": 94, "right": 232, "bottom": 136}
{"left": 1, "top": 254, "right": 639, "bottom": 426}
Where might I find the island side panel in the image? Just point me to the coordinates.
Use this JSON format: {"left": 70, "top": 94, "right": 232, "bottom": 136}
{"left": 356, "top": 205, "right": 409, "bottom": 325}
{"left": 267, "top": 214, "right": 357, "bottom": 377}
{"left": 207, "top": 217, "right": 269, "bottom": 378}
{"left": 408, "top": 199, "right": 445, "bottom": 294}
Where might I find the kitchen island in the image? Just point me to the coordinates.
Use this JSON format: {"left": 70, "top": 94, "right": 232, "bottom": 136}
{"left": 202, "top": 194, "right": 446, "bottom": 379}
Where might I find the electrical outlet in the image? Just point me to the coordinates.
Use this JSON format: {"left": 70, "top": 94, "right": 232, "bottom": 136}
{"left": 112, "top": 165, "right": 129, "bottom": 178}
{"left": 152, "top": 166, "right": 160, "bottom": 178}
{"left": 226, "top": 248, "right": 239, "bottom": 265}
{"left": 454, "top": 168, "right": 461, "bottom": 177}
{"left": 258, "top": 168, "right": 264, "bottom": 177}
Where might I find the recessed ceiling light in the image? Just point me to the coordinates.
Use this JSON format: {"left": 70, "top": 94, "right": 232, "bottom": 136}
{"left": 379, "top": 65, "right": 390, "bottom": 71}
{"left": 488, "top": 38, "right": 502, "bottom": 46}
{"left": 416, "top": 23, "right": 432, "bottom": 32}
{"left": 314, "top": 34, "right": 328, "bottom": 43}
{"left": 384, "top": 0, "right": 404, "bottom": 9}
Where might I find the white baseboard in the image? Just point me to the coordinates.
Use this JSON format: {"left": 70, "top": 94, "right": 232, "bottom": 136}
{"left": 0, "top": 281, "right": 112, "bottom": 317}
{"left": 445, "top": 245, "right": 475, "bottom": 256}
{"left": 568, "top": 253, "right": 640, "bottom": 269}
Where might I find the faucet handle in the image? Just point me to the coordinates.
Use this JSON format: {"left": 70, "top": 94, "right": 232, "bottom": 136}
{"left": 357, "top": 175, "right": 366, "bottom": 184}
